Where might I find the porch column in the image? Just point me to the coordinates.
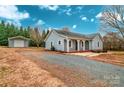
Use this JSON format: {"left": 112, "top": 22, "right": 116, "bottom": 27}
{"left": 77, "top": 40, "right": 80, "bottom": 51}
{"left": 89, "top": 40, "right": 91, "bottom": 50}
{"left": 83, "top": 41, "right": 85, "bottom": 51}
{"left": 66, "top": 39, "right": 69, "bottom": 52}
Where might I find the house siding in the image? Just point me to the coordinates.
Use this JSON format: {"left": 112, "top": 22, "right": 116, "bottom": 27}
{"left": 89, "top": 40, "right": 92, "bottom": 50}
{"left": 45, "top": 31, "right": 65, "bottom": 51}
{"left": 45, "top": 31, "right": 103, "bottom": 52}
{"left": 8, "top": 39, "right": 14, "bottom": 47}
{"left": 92, "top": 35, "right": 103, "bottom": 50}
{"left": 24, "top": 40, "right": 29, "bottom": 47}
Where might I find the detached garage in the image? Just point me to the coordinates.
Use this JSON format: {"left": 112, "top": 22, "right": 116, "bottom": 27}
{"left": 8, "top": 36, "right": 29, "bottom": 48}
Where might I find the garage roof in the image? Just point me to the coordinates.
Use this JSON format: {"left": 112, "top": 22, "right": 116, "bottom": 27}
{"left": 8, "top": 36, "right": 30, "bottom": 40}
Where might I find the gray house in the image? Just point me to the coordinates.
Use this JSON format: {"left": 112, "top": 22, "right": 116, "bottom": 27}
{"left": 44, "top": 29, "right": 103, "bottom": 52}
{"left": 8, "top": 36, "right": 29, "bottom": 48}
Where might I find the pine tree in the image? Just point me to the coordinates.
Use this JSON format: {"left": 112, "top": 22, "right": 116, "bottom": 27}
{"left": 1, "top": 20, "right": 5, "bottom": 26}
{"left": 20, "top": 26, "right": 23, "bottom": 32}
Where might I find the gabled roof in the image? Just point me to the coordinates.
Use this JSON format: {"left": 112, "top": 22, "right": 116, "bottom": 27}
{"left": 85, "top": 33, "right": 100, "bottom": 39}
{"left": 8, "top": 36, "right": 30, "bottom": 40}
{"left": 44, "top": 29, "right": 102, "bottom": 41}
{"left": 54, "top": 29, "right": 87, "bottom": 39}
{"left": 54, "top": 29, "right": 100, "bottom": 39}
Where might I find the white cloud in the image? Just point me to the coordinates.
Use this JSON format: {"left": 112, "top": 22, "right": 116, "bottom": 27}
{"left": 91, "top": 18, "right": 94, "bottom": 22}
{"left": 72, "top": 25, "right": 77, "bottom": 29}
{"left": 0, "top": 5, "right": 30, "bottom": 27}
{"left": 65, "top": 9, "right": 72, "bottom": 16}
{"left": 0, "top": 5, "right": 29, "bottom": 20}
{"left": 77, "top": 6, "right": 84, "bottom": 10}
{"left": 58, "top": 8, "right": 72, "bottom": 16}
{"left": 96, "top": 12, "right": 102, "bottom": 18}
{"left": 36, "top": 19, "right": 45, "bottom": 26}
{"left": 39, "top": 5, "right": 59, "bottom": 11}
{"left": 81, "top": 17, "right": 87, "bottom": 21}
{"left": 76, "top": 6, "right": 84, "bottom": 13}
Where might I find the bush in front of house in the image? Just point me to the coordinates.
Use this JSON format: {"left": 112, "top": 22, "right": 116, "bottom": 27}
{"left": 92, "top": 50, "right": 107, "bottom": 53}
{"left": 51, "top": 46, "right": 55, "bottom": 51}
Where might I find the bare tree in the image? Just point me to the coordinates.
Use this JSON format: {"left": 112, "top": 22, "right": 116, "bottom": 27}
{"left": 103, "top": 32, "right": 124, "bottom": 50}
{"left": 100, "top": 5, "right": 124, "bottom": 39}
{"left": 29, "top": 27, "right": 43, "bottom": 48}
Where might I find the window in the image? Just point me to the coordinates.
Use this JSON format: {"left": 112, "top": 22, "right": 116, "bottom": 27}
{"left": 58, "top": 41, "right": 61, "bottom": 45}
{"left": 98, "top": 42, "right": 99, "bottom": 47}
{"left": 51, "top": 42, "right": 53, "bottom": 47}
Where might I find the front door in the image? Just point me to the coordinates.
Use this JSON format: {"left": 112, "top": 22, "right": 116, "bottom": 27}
{"left": 85, "top": 40, "right": 89, "bottom": 50}
{"left": 75, "top": 40, "right": 78, "bottom": 50}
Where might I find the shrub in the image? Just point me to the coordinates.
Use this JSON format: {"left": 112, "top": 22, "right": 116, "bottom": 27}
{"left": 102, "top": 50, "right": 107, "bottom": 53}
{"left": 51, "top": 46, "right": 55, "bottom": 51}
{"left": 92, "top": 50, "right": 107, "bottom": 53}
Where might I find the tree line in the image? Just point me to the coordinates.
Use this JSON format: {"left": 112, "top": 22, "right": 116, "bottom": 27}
{"left": 103, "top": 32, "right": 124, "bottom": 50}
{"left": 0, "top": 20, "right": 49, "bottom": 47}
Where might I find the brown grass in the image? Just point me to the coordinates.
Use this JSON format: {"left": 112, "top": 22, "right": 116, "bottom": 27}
{"left": 89, "top": 52, "right": 124, "bottom": 67}
{"left": 0, "top": 47, "right": 65, "bottom": 87}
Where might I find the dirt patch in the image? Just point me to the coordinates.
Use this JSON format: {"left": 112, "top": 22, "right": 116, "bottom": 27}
{"left": 0, "top": 48, "right": 65, "bottom": 87}
{"left": 89, "top": 52, "right": 124, "bottom": 67}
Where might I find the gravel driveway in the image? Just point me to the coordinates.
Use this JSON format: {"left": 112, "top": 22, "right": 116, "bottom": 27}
{"left": 37, "top": 52, "right": 124, "bottom": 87}
{"left": 20, "top": 50, "right": 124, "bottom": 87}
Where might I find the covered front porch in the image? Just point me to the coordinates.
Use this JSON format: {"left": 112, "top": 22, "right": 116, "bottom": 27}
{"left": 64, "top": 39, "right": 92, "bottom": 52}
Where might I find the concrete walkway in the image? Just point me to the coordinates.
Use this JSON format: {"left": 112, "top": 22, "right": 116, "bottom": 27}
{"left": 66, "top": 52, "right": 103, "bottom": 57}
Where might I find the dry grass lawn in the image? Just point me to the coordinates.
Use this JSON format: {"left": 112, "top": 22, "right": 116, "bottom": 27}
{"left": 89, "top": 51, "right": 124, "bottom": 67}
{"left": 0, "top": 47, "right": 65, "bottom": 87}
{"left": 67, "top": 51, "right": 124, "bottom": 67}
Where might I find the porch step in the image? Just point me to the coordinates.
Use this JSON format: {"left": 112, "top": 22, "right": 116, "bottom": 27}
{"left": 62, "top": 50, "right": 92, "bottom": 53}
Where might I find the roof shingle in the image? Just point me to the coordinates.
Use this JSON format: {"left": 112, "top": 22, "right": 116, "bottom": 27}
{"left": 53, "top": 29, "right": 99, "bottom": 39}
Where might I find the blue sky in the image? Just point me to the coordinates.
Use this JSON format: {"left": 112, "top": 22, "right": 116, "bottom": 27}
{"left": 0, "top": 5, "right": 104, "bottom": 34}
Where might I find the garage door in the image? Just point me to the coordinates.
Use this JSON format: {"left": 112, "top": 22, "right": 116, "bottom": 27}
{"left": 14, "top": 40, "right": 24, "bottom": 47}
